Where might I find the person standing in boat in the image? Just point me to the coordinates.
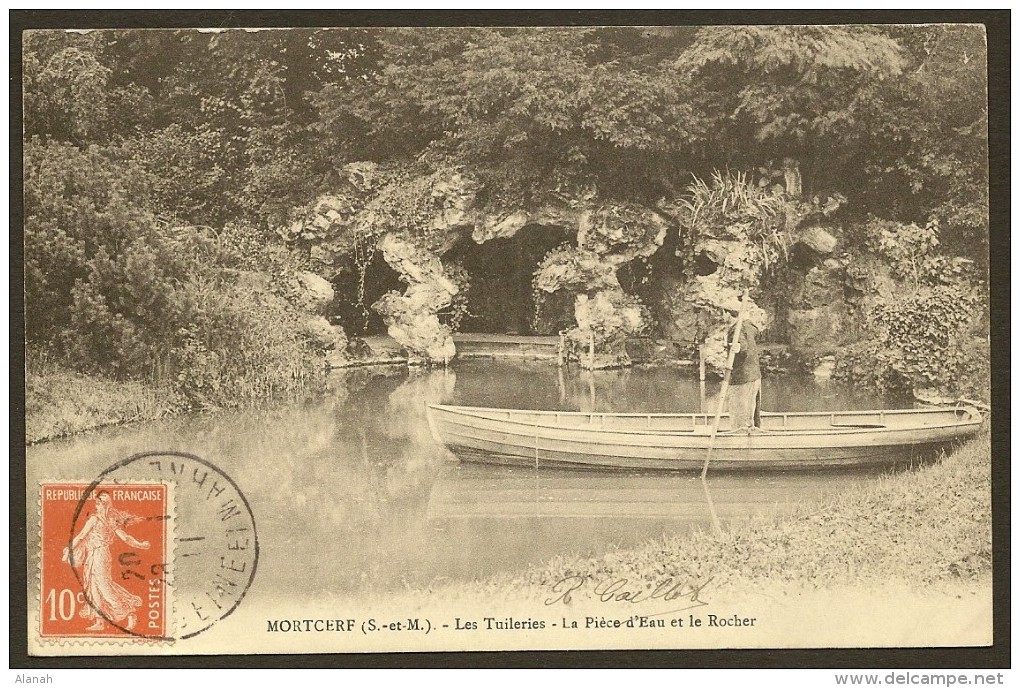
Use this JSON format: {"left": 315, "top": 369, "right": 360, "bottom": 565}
{"left": 723, "top": 300, "right": 762, "bottom": 432}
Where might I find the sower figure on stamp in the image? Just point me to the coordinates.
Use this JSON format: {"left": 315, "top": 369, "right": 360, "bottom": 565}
{"left": 721, "top": 299, "right": 762, "bottom": 433}
{"left": 62, "top": 490, "right": 149, "bottom": 631}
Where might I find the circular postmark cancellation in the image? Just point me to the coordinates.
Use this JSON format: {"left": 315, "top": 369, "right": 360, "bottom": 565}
{"left": 65, "top": 451, "right": 259, "bottom": 641}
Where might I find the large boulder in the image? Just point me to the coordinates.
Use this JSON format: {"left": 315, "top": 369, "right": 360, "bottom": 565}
{"left": 529, "top": 202, "right": 668, "bottom": 368}
{"left": 654, "top": 276, "right": 703, "bottom": 344}
{"left": 285, "top": 170, "right": 685, "bottom": 369}
{"left": 472, "top": 206, "right": 584, "bottom": 243}
{"left": 379, "top": 234, "right": 457, "bottom": 295}
{"left": 787, "top": 306, "right": 847, "bottom": 360}
{"left": 373, "top": 233, "right": 458, "bottom": 364}
{"left": 676, "top": 237, "right": 772, "bottom": 375}
{"left": 292, "top": 271, "right": 335, "bottom": 315}
{"left": 574, "top": 291, "right": 646, "bottom": 339}
{"left": 472, "top": 210, "right": 530, "bottom": 242}
{"left": 577, "top": 203, "right": 668, "bottom": 264}
{"left": 429, "top": 172, "right": 478, "bottom": 234}
{"left": 792, "top": 264, "right": 844, "bottom": 310}
{"left": 281, "top": 191, "right": 362, "bottom": 248}
{"left": 533, "top": 247, "right": 619, "bottom": 294}
{"left": 374, "top": 291, "right": 457, "bottom": 364}
{"left": 680, "top": 238, "right": 761, "bottom": 318}
{"left": 568, "top": 291, "right": 648, "bottom": 369}
{"left": 797, "top": 226, "right": 839, "bottom": 255}
{"left": 301, "top": 315, "right": 348, "bottom": 351}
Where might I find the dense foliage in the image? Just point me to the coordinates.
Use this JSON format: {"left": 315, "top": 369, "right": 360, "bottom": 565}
{"left": 23, "top": 25, "right": 989, "bottom": 405}
{"left": 25, "top": 139, "right": 320, "bottom": 409}
{"left": 834, "top": 219, "right": 988, "bottom": 399}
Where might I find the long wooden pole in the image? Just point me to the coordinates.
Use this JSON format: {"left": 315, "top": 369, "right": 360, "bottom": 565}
{"left": 700, "top": 475, "right": 723, "bottom": 537}
{"left": 698, "top": 344, "right": 706, "bottom": 414}
{"left": 701, "top": 292, "right": 748, "bottom": 480}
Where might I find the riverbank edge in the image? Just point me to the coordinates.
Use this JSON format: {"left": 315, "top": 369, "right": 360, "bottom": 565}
{"left": 24, "top": 352, "right": 408, "bottom": 443}
{"left": 22, "top": 349, "right": 681, "bottom": 444}
{"left": 19, "top": 359, "right": 697, "bottom": 444}
{"left": 400, "top": 423, "right": 992, "bottom": 607}
{"left": 24, "top": 370, "right": 188, "bottom": 445}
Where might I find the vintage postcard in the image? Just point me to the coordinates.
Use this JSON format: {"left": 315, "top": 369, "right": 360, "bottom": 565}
{"left": 20, "top": 18, "right": 998, "bottom": 659}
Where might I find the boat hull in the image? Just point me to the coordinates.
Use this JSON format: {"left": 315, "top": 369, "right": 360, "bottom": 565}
{"left": 426, "top": 404, "right": 983, "bottom": 472}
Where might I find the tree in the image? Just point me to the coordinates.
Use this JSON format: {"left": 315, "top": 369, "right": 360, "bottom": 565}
{"left": 22, "top": 25, "right": 989, "bottom": 379}
{"left": 681, "top": 25, "right": 907, "bottom": 194}
{"left": 316, "top": 27, "right": 702, "bottom": 210}
{"left": 23, "top": 32, "right": 114, "bottom": 143}
{"left": 858, "top": 25, "right": 989, "bottom": 267}
{"left": 24, "top": 139, "right": 157, "bottom": 341}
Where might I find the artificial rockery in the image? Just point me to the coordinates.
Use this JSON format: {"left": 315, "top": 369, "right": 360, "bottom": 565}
{"left": 277, "top": 159, "right": 927, "bottom": 380}
{"left": 669, "top": 164, "right": 852, "bottom": 374}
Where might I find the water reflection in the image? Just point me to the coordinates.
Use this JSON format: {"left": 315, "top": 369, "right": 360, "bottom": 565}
{"left": 421, "top": 452, "right": 904, "bottom": 585}
{"left": 26, "top": 360, "right": 900, "bottom": 596}
{"left": 446, "top": 360, "right": 900, "bottom": 415}
{"left": 426, "top": 463, "right": 866, "bottom": 521}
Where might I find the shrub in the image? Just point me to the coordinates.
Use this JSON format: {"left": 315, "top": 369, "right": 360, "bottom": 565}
{"left": 25, "top": 139, "right": 324, "bottom": 412}
{"left": 168, "top": 277, "right": 321, "bottom": 409}
{"left": 24, "top": 139, "right": 156, "bottom": 341}
{"left": 677, "top": 170, "right": 790, "bottom": 271}
{"left": 834, "top": 284, "right": 987, "bottom": 400}
{"left": 114, "top": 124, "right": 231, "bottom": 226}
{"left": 834, "top": 217, "right": 989, "bottom": 401}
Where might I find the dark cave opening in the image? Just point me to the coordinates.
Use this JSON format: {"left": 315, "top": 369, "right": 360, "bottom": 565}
{"left": 693, "top": 250, "right": 719, "bottom": 276}
{"left": 329, "top": 250, "right": 403, "bottom": 336}
{"left": 445, "top": 226, "right": 575, "bottom": 335}
{"left": 618, "top": 226, "right": 688, "bottom": 340}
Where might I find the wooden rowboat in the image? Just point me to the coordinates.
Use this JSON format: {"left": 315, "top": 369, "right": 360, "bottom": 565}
{"left": 425, "top": 404, "right": 984, "bottom": 472}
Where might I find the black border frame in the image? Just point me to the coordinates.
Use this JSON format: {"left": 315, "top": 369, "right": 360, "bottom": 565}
{"left": 9, "top": 9, "right": 1010, "bottom": 670}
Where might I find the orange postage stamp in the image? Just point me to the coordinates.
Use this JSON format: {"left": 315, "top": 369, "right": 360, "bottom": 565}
{"left": 39, "top": 482, "right": 171, "bottom": 641}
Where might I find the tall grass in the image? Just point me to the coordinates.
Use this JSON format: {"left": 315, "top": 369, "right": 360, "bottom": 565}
{"left": 168, "top": 277, "right": 322, "bottom": 410}
{"left": 25, "top": 356, "right": 186, "bottom": 443}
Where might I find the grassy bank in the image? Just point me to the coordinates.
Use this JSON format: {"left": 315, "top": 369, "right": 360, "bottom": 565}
{"left": 434, "top": 425, "right": 991, "bottom": 601}
{"left": 25, "top": 370, "right": 186, "bottom": 444}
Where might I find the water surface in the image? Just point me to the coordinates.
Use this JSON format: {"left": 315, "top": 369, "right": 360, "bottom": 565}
{"left": 27, "top": 360, "right": 907, "bottom": 598}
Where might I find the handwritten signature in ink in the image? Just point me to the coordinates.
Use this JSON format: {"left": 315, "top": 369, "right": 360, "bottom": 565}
{"left": 544, "top": 574, "right": 713, "bottom": 615}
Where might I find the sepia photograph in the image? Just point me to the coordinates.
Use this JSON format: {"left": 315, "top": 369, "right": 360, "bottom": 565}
{"left": 13, "top": 12, "right": 1005, "bottom": 667}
